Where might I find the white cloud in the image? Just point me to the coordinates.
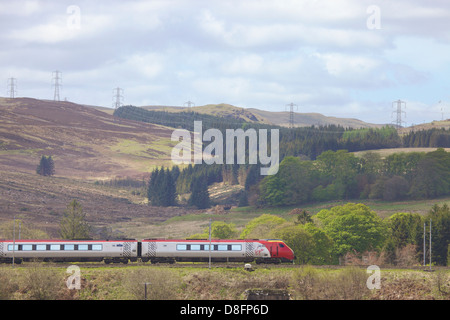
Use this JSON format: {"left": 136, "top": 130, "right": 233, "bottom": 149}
{"left": 0, "top": 0, "right": 41, "bottom": 16}
{"left": 2, "top": 0, "right": 450, "bottom": 124}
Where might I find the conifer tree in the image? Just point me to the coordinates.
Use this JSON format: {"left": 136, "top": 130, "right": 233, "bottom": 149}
{"left": 147, "top": 168, "right": 159, "bottom": 204}
{"left": 189, "top": 175, "right": 210, "bottom": 209}
{"left": 147, "top": 167, "right": 177, "bottom": 206}
{"left": 36, "top": 155, "right": 55, "bottom": 176}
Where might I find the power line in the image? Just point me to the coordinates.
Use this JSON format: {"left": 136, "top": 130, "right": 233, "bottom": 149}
{"left": 392, "top": 99, "right": 406, "bottom": 129}
{"left": 439, "top": 100, "right": 444, "bottom": 121}
{"left": 113, "top": 87, "right": 124, "bottom": 109}
{"left": 184, "top": 100, "right": 195, "bottom": 108}
{"left": 52, "top": 71, "right": 62, "bottom": 101}
{"left": 285, "top": 102, "right": 298, "bottom": 128}
{"left": 7, "top": 77, "right": 17, "bottom": 98}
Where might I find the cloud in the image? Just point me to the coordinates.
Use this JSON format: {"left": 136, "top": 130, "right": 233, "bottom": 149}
{"left": 1, "top": 0, "right": 450, "bottom": 124}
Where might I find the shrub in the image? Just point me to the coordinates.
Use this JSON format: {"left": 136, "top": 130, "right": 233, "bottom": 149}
{"left": 292, "top": 267, "right": 368, "bottom": 300}
{"left": 123, "top": 268, "right": 181, "bottom": 300}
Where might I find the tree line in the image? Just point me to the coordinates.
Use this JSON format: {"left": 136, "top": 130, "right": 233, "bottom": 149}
{"left": 190, "top": 203, "right": 449, "bottom": 266}
{"left": 114, "top": 105, "right": 450, "bottom": 161}
{"left": 258, "top": 148, "right": 450, "bottom": 206}
{"left": 147, "top": 164, "right": 245, "bottom": 209}
{"left": 114, "top": 105, "right": 450, "bottom": 208}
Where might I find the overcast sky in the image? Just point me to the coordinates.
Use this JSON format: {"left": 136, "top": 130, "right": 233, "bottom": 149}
{"left": 1, "top": 0, "right": 450, "bottom": 125}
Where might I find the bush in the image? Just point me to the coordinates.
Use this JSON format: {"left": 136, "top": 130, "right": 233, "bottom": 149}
{"left": 123, "top": 268, "right": 181, "bottom": 300}
{"left": 0, "top": 267, "right": 18, "bottom": 300}
{"left": 383, "top": 176, "right": 409, "bottom": 201}
{"left": 22, "top": 264, "right": 64, "bottom": 300}
{"left": 292, "top": 266, "right": 368, "bottom": 300}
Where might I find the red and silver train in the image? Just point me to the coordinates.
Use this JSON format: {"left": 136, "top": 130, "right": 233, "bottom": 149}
{"left": 0, "top": 239, "right": 294, "bottom": 264}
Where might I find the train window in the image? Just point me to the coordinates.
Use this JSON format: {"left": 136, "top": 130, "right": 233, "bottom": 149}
{"left": 231, "top": 245, "right": 242, "bottom": 251}
{"left": 50, "top": 244, "right": 61, "bottom": 251}
{"left": 64, "top": 244, "right": 75, "bottom": 251}
{"left": 78, "top": 244, "right": 89, "bottom": 251}
{"left": 204, "top": 244, "right": 210, "bottom": 251}
{"left": 7, "top": 245, "right": 18, "bottom": 251}
{"left": 22, "top": 245, "right": 33, "bottom": 251}
{"left": 191, "top": 244, "right": 201, "bottom": 251}
{"left": 92, "top": 244, "right": 102, "bottom": 251}
{"left": 36, "top": 244, "right": 46, "bottom": 251}
{"left": 218, "top": 245, "right": 228, "bottom": 251}
{"left": 176, "top": 244, "right": 187, "bottom": 251}
{"left": 279, "top": 244, "right": 285, "bottom": 248}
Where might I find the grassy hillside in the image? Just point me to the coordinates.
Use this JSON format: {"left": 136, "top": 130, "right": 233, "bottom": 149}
{"left": 0, "top": 97, "right": 175, "bottom": 180}
{"left": 141, "top": 103, "right": 383, "bottom": 129}
{"left": 399, "top": 119, "right": 450, "bottom": 135}
{"left": 1, "top": 97, "right": 448, "bottom": 242}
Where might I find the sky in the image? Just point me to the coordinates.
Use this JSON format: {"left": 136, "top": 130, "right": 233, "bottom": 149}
{"left": 1, "top": 0, "right": 450, "bottom": 125}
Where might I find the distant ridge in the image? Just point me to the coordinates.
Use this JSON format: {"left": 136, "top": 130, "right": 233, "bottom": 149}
{"left": 141, "top": 103, "right": 383, "bottom": 129}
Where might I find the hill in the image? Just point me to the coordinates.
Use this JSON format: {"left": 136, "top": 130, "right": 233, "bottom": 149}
{"left": 0, "top": 97, "right": 201, "bottom": 236}
{"left": 399, "top": 119, "right": 450, "bottom": 135}
{"left": 142, "top": 103, "right": 383, "bottom": 129}
{"left": 0, "top": 97, "right": 175, "bottom": 180}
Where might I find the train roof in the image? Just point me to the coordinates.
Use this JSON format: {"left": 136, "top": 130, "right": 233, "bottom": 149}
{"left": 0, "top": 239, "right": 138, "bottom": 242}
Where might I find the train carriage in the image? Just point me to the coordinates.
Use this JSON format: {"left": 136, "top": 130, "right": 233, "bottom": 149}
{"left": 140, "top": 239, "right": 293, "bottom": 264}
{"left": 0, "top": 239, "right": 139, "bottom": 264}
{"left": 0, "top": 238, "right": 294, "bottom": 264}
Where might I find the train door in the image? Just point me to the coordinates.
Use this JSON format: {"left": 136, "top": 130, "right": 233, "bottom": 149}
{"left": 267, "top": 242, "right": 279, "bottom": 258}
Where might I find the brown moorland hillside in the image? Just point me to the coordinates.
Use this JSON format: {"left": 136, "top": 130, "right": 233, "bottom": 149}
{"left": 0, "top": 97, "right": 201, "bottom": 237}
{"left": 0, "top": 97, "right": 175, "bottom": 180}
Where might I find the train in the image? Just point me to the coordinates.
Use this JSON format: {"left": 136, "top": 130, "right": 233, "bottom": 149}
{"left": 0, "top": 238, "right": 295, "bottom": 264}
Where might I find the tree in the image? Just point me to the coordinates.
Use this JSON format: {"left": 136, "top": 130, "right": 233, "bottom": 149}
{"left": 315, "top": 203, "right": 388, "bottom": 258}
{"left": 237, "top": 190, "right": 249, "bottom": 207}
{"left": 387, "top": 212, "right": 423, "bottom": 248}
{"left": 259, "top": 157, "right": 316, "bottom": 206}
{"left": 240, "top": 214, "right": 286, "bottom": 239}
{"left": 188, "top": 221, "right": 238, "bottom": 239}
{"left": 316, "top": 150, "right": 359, "bottom": 199}
{"left": 189, "top": 175, "right": 210, "bottom": 209}
{"left": 36, "top": 155, "right": 55, "bottom": 176}
{"left": 292, "top": 209, "right": 313, "bottom": 225}
{"left": 303, "top": 223, "right": 334, "bottom": 264}
{"left": 59, "top": 200, "right": 91, "bottom": 240}
{"left": 409, "top": 149, "right": 450, "bottom": 199}
{"left": 383, "top": 176, "right": 409, "bottom": 201}
{"left": 272, "top": 224, "right": 315, "bottom": 264}
{"left": 384, "top": 212, "right": 423, "bottom": 264}
{"left": 161, "top": 167, "right": 176, "bottom": 206}
{"left": 426, "top": 204, "right": 450, "bottom": 265}
{"left": 272, "top": 222, "right": 333, "bottom": 265}
{"left": 147, "top": 168, "right": 159, "bottom": 204}
{"left": 147, "top": 167, "right": 177, "bottom": 206}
